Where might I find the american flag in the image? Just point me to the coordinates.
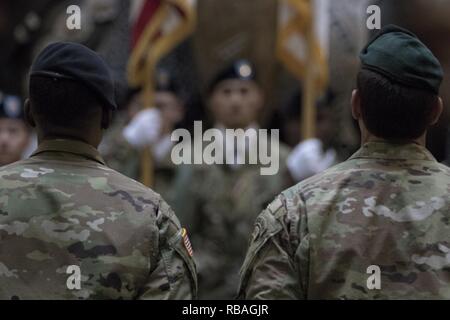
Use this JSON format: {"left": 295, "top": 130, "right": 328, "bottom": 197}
{"left": 127, "top": 0, "right": 197, "bottom": 105}
{"left": 277, "top": 0, "right": 329, "bottom": 92}
{"left": 182, "top": 228, "right": 194, "bottom": 257}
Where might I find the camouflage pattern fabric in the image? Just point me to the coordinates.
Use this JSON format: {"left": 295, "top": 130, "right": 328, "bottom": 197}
{"left": 172, "top": 143, "right": 292, "bottom": 299}
{"left": 239, "top": 142, "right": 450, "bottom": 299}
{"left": 0, "top": 139, "right": 197, "bottom": 300}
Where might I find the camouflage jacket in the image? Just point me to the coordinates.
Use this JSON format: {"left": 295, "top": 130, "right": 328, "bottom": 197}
{"left": 0, "top": 139, "right": 197, "bottom": 300}
{"left": 239, "top": 142, "right": 450, "bottom": 299}
{"left": 172, "top": 143, "right": 292, "bottom": 299}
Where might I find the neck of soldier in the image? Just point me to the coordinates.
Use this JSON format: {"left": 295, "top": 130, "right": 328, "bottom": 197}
{"left": 360, "top": 122, "right": 427, "bottom": 147}
{"left": 36, "top": 125, "right": 102, "bottom": 148}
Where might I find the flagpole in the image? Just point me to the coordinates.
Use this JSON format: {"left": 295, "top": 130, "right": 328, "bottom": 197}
{"left": 128, "top": 0, "right": 197, "bottom": 188}
{"left": 301, "top": 0, "right": 316, "bottom": 140}
{"left": 140, "top": 84, "right": 155, "bottom": 187}
{"left": 141, "top": 147, "right": 154, "bottom": 187}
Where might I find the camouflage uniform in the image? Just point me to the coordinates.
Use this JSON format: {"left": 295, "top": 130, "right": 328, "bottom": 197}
{"left": 172, "top": 143, "right": 292, "bottom": 299}
{"left": 0, "top": 139, "right": 197, "bottom": 299}
{"left": 239, "top": 142, "right": 450, "bottom": 299}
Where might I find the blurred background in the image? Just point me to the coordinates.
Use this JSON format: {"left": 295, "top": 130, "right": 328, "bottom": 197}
{"left": 1, "top": 0, "right": 449, "bottom": 159}
{"left": 1, "top": 0, "right": 449, "bottom": 299}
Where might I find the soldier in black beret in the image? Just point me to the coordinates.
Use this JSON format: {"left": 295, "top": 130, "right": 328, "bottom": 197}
{"left": 0, "top": 92, "right": 32, "bottom": 166}
{"left": 0, "top": 42, "right": 197, "bottom": 299}
{"left": 153, "top": 67, "right": 185, "bottom": 136}
{"left": 206, "top": 59, "right": 261, "bottom": 130}
{"left": 170, "top": 59, "right": 293, "bottom": 299}
{"left": 24, "top": 41, "right": 118, "bottom": 149}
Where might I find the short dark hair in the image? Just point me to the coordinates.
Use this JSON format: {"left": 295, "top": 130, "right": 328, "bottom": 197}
{"left": 29, "top": 76, "right": 102, "bottom": 128}
{"left": 357, "top": 69, "right": 438, "bottom": 140}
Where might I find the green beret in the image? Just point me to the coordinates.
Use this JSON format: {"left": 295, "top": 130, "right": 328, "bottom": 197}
{"left": 360, "top": 24, "right": 443, "bottom": 94}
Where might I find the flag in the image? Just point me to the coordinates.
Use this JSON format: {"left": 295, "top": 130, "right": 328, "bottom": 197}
{"left": 127, "top": 0, "right": 196, "bottom": 187}
{"left": 127, "top": 0, "right": 197, "bottom": 105}
{"left": 277, "top": 0, "right": 329, "bottom": 92}
{"left": 277, "top": 0, "right": 330, "bottom": 139}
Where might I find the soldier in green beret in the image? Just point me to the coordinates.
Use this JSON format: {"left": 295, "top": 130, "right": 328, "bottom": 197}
{"left": 239, "top": 25, "right": 449, "bottom": 299}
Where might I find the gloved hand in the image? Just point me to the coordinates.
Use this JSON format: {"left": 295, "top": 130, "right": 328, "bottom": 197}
{"left": 287, "top": 138, "right": 337, "bottom": 182}
{"left": 123, "top": 108, "right": 162, "bottom": 148}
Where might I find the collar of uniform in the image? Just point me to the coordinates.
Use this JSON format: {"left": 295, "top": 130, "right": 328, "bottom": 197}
{"left": 349, "top": 141, "right": 437, "bottom": 162}
{"left": 31, "top": 139, "right": 106, "bottom": 165}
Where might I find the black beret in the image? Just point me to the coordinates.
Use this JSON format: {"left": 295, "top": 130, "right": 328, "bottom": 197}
{"left": 360, "top": 24, "right": 443, "bottom": 94}
{"left": 209, "top": 59, "right": 257, "bottom": 93}
{"left": 0, "top": 92, "right": 24, "bottom": 119}
{"left": 30, "top": 42, "right": 117, "bottom": 109}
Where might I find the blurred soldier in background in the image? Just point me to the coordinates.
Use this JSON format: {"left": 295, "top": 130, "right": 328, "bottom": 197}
{"left": 171, "top": 60, "right": 292, "bottom": 299}
{"left": 0, "top": 42, "right": 196, "bottom": 299}
{"left": 239, "top": 25, "right": 450, "bottom": 299}
{"left": 98, "top": 88, "right": 141, "bottom": 179}
{"left": 105, "top": 59, "right": 338, "bottom": 299}
{"left": 100, "top": 68, "right": 186, "bottom": 203}
{"left": 282, "top": 90, "right": 338, "bottom": 181}
{"left": 0, "top": 92, "right": 32, "bottom": 166}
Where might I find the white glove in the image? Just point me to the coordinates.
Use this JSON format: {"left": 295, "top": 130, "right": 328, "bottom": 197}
{"left": 287, "top": 138, "right": 337, "bottom": 182}
{"left": 123, "top": 108, "right": 162, "bottom": 148}
{"left": 153, "top": 134, "right": 174, "bottom": 163}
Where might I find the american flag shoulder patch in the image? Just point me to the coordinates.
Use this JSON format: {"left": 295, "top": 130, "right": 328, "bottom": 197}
{"left": 181, "top": 228, "right": 193, "bottom": 257}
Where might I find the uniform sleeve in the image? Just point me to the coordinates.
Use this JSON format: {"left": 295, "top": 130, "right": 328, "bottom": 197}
{"left": 238, "top": 195, "right": 308, "bottom": 300}
{"left": 138, "top": 199, "right": 198, "bottom": 300}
